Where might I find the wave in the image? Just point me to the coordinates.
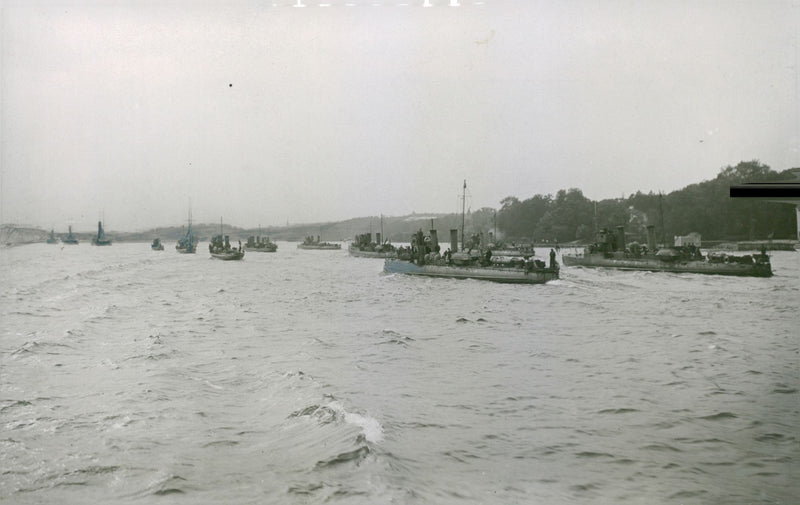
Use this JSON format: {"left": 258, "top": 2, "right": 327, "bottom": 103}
{"left": 698, "top": 412, "right": 737, "bottom": 421}
{"left": 315, "top": 445, "right": 370, "bottom": 468}
{"left": 597, "top": 408, "right": 639, "bottom": 414}
{"left": 149, "top": 475, "right": 189, "bottom": 496}
{"left": 290, "top": 400, "right": 383, "bottom": 443}
{"left": 0, "top": 399, "right": 33, "bottom": 413}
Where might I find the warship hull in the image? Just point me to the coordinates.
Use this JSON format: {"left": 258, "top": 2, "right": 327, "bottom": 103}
{"left": 384, "top": 260, "right": 558, "bottom": 284}
{"left": 562, "top": 254, "right": 772, "bottom": 277}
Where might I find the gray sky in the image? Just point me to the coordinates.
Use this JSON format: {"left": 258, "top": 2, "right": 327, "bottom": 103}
{"left": 2, "top": 0, "right": 798, "bottom": 231}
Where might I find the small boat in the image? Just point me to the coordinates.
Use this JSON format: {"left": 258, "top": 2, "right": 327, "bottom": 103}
{"left": 562, "top": 226, "right": 772, "bottom": 277}
{"left": 92, "top": 220, "right": 112, "bottom": 246}
{"left": 297, "top": 235, "right": 341, "bottom": 250}
{"left": 46, "top": 228, "right": 58, "bottom": 244}
{"left": 349, "top": 232, "right": 396, "bottom": 258}
{"left": 151, "top": 238, "right": 164, "bottom": 251}
{"left": 209, "top": 218, "right": 244, "bottom": 260}
{"left": 244, "top": 234, "right": 277, "bottom": 252}
{"left": 176, "top": 209, "right": 197, "bottom": 253}
{"left": 61, "top": 226, "right": 79, "bottom": 245}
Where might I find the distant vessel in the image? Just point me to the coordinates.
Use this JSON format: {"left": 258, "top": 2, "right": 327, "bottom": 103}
{"left": 297, "top": 235, "right": 341, "bottom": 250}
{"left": 245, "top": 231, "right": 277, "bottom": 252}
{"left": 151, "top": 238, "right": 164, "bottom": 251}
{"left": 61, "top": 226, "right": 79, "bottom": 245}
{"left": 349, "top": 232, "right": 396, "bottom": 258}
{"left": 209, "top": 219, "right": 244, "bottom": 260}
{"left": 175, "top": 209, "right": 197, "bottom": 254}
{"left": 562, "top": 226, "right": 773, "bottom": 277}
{"left": 92, "top": 220, "right": 112, "bottom": 246}
{"left": 349, "top": 216, "right": 396, "bottom": 258}
{"left": 383, "top": 181, "right": 559, "bottom": 284}
{"left": 488, "top": 243, "right": 535, "bottom": 257}
{"left": 46, "top": 228, "right": 58, "bottom": 244}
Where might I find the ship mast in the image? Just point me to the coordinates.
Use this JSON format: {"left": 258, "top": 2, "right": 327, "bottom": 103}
{"left": 461, "top": 179, "right": 466, "bottom": 250}
{"left": 658, "top": 192, "right": 665, "bottom": 247}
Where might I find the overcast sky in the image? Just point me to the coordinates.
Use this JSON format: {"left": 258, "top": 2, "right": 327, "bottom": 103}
{"left": 2, "top": 0, "right": 798, "bottom": 231}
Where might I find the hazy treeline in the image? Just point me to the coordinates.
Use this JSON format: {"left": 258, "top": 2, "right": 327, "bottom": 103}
{"left": 493, "top": 161, "right": 797, "bottom": 245}
{"left": 10, "top": 161, "right": 796, "bottom": 247}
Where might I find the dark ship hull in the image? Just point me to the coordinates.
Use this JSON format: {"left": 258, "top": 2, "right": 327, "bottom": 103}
{"left": 210, "top": 250, "right": 244, "bottom": 260}
{"left": 349, "top": 245, "right": 396, "bottom": 258}
{"left": 297, "top": 243, "right": 340, "bottom": 250}
{"left": 384, "top": 259, "right": 558, "bottom": 284}
{"left": 562, "top": 252, "right": 772, "bottom": 277}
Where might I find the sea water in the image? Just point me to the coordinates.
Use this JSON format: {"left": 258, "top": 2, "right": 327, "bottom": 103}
{"left": 1, "top": 243, "right": 797, "bottom": 504}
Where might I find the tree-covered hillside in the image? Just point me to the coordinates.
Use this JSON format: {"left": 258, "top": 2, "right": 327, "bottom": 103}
{"left": 495, "top": 161, "right": 797, "bottom": 245}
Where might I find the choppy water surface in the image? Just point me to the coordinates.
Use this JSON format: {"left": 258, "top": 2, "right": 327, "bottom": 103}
{"left": 1, "top": 243, "right": 798, "bottom": 504}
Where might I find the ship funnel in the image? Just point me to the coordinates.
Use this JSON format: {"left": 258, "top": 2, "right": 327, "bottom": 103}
{"left": 450, "top": 229, "right": 459, "bottom": 253}
{"left": 375, "top": 232, "right": 381, "bottom": 244}
{"left": 646, "top": 225, "right": 655, "bottom": 251}
{"left": 616, "top": 226, "right": 626, "bottom": 252}
{"left": 429, "top": 229, "right": 438, "bottom": 253}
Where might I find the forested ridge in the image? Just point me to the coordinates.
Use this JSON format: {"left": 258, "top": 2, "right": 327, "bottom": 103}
{"left": 492, "top": 161, "right": 797, "bottom": 244}
{"left": 10, "top": 161, "right": 796, "bottom": 246}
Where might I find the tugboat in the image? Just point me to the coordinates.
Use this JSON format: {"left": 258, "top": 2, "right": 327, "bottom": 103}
{"left": 61, "top": 226, "right": 79, "bottom": 245}
{"left": 92, "top": 220, "right": 112, "bottom": 246}
{"left": 561, "top": 225, "right": 772, "bottom": 277}
{"left": 175, "top": 209, "right": 197, "bottom": 254}
{"left": 349, "top": 232, "right": 396, "bottom": 258}
{"left": 297, "top": 235, "right": 341, "bottom": 250}
{"left": 151, "top": 238, "right": 164, "bottom": 251}
{"left": 209, "top": 219, "right": 244, "bottom": 260}
{"left": 46, "top": 228, "right": 58, "bottom": 244}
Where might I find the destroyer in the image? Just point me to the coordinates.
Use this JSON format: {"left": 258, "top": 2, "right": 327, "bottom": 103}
{"left": 209, "top": 218, "right": 244, "bottom": 260}
{"left": 297, "top": 235, "right": 341, "bottom": 250}
{"left": 245, "top": 234, "right": 277, "bottom": 252}
{"left": 384, "top": 228, "right": 558, "bottom": 284}
{"left": 562, "top": 226, "right": 772, "bottom": 277}
{"left": 349, "top": 232, "right": 396, "bottom": 258}
{"left": 209, "top": 234, "right": 244, "bottom": 260}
